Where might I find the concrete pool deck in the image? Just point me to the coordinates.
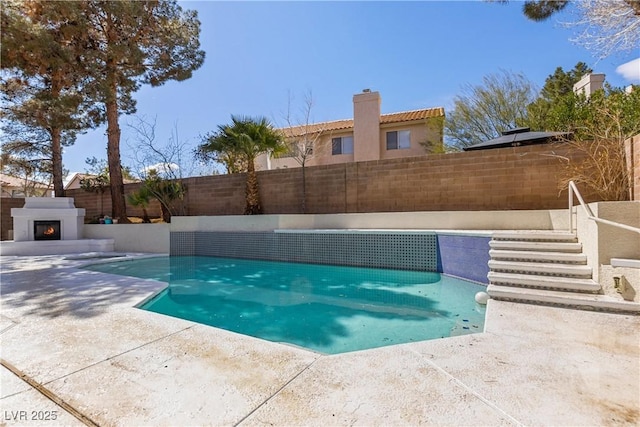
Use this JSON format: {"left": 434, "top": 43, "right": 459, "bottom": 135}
{"left": 1, "top": 254, "right": 638, "bottom": 426}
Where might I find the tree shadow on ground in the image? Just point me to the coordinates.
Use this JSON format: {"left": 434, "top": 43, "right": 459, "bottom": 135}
{"left": 0, "top": 266, "right": 167, "bottom": 320}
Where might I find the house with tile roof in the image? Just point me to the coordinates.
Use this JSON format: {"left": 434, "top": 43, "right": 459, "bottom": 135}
{"left": 64, "top": 172, "right": 95, "bottom": 190}
{"left": 256, "top": 90, "right": 445, "bottom": 170}
{"left": 0, "top": 173, "right": 53, "bottom": 197}
{"left": 64, "top": 172, "right": 139, "bottom": 190}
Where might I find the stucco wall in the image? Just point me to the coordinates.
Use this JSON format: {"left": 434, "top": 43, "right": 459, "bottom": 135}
{"left": 378, "top": 121, "right": 439, "bottom": 160}
{"left": 577, "top": 202, "right": 639, "bottom": 278}
{"left": 576, "top": 201, "right": 640, "bottom": 301}
{"left": 83, "top": 224, "right": 169, "bottom": 253}
{"left": 353, "top": 91, "right": 381, "bottom": 162}
{"left": 170, "top": 210, "right": 569, "bottom": 232}
{"left": 265, "top": 129, "right": 357, "bottom": 170}
{"left": 264, "top": 119, "right": 438, "bottom": 170}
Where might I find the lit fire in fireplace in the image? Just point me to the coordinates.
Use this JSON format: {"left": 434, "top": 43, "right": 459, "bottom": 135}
{"left": 34, "top": 220, "right": 61, "bottom": 241}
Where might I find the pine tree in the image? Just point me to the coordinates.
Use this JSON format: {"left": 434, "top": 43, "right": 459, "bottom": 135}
{"left": 522, "top": 1, "right": 570, "bottom": 21}
{"left": 79, "top": 0, "right": 205, "bottom": 222}
{"left": 493, "top": 0, "right": 640, "bottom": 58}
{"left": 1, "top": 0, "right": 101, "bottom": 196}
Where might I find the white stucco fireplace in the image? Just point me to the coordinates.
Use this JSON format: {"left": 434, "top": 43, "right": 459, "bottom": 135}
{"left": 2, "top": 197, "right": 114, "bottom": 256}
{"left": 11, "top": 197, "right": 84, "bottom": 242}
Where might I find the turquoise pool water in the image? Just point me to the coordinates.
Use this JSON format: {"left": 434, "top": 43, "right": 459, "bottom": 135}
{"left": 84, "top": 256, "right": 486, "bottom": 354}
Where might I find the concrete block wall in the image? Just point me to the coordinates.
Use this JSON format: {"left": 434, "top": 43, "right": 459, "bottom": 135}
{"left": 2, "top": 143, "right": 595, "bottom": 240}
{"left": 182, "top": 174, "right": 247, "bottom": 216}
{"left": 0, "top": 198, "right": 24, "bottom": 240}
{"left": 66, "top": 181, "right": 164, "bottom": 220}
{"left": 65, "top": 143, "right": 594, "bottom": 218}
{"left": 250, "top": 143, "right": 590, "bottom": 214}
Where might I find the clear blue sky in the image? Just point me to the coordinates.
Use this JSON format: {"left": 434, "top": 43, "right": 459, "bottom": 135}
{"left": 64, "top": 0, "right": 640, "bottom": 177}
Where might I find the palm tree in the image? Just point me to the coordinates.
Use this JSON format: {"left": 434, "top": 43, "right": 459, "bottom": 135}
{"left": 198, "top": 115, "right": 284, "bottom": 214}
{"left": 127, "top": 187, "right": 152, "bottom": 223}
{"left": 144, "top": 175, "right": 187, "bottom": 223}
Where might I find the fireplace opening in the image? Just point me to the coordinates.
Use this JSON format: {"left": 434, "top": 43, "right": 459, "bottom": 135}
{"left": 34, "top": 220, "right": 61, "bottom": 241}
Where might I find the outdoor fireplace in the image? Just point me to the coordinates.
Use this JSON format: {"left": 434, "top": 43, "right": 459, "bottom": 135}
{"left": 34, "top": 220, "right": 61, "bottom": 241}
{"left": 4, "top": 197, "right": 114, "bottom": 256}
{"left": 11, "top": 197, "right": 84, "bottom": 242}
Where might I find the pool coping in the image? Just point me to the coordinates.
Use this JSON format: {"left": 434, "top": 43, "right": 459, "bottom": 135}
{"left": 1, "top": 253, "right": 638, "bottom": 426}
{"left": 274, "top": 229, "right": 494, "bottom": 237}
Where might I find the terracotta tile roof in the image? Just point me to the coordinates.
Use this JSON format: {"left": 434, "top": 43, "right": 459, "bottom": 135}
{"left": 0, "top": 173, "right": 50, "bottom": 188}
{"left": 381, "top": 107, "right": 445, "bottom": 124}
{"left": 280, "top": 107, "right": 444, "bottom": 138}
{"left": 69, "top": 172, "right": 94, "bottom": 181}
{"left": 64, "top": 172, "right": 139, "bottom": 190}
{"left": 281, "top": 119, "right": 353, "bottom": 138}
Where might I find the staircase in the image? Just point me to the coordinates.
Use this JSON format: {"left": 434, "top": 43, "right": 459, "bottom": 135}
{"left": 486, "top": 231, "right": 639, "bottom": 312}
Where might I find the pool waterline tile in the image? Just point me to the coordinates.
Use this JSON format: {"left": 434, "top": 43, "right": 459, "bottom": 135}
{"left": 171, "top": 230, "right": 439, "bottom": 271}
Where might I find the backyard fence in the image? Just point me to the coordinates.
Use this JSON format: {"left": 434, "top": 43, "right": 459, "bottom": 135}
{"left": 1, "top": 143, "right": 602, "bottom": 240}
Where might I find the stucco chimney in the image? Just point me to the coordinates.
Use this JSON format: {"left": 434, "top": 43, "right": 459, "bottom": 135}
{"left": 353, "top": 90, "right": 381, "bottom": 162}
{"left": 573, "top": 73, "right": 605, "bottom": 97}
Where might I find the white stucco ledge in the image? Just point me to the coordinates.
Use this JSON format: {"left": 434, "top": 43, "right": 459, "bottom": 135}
{"left": 612, "top": 258, "right": 640, "bottom": 269}
{"left": 83, "top": 223, "right": 169, "bottom": 253}
{"left": 274, "top": 229, "right": 494, "bottom": 237}
{"left": 170, "top": 210, "right": 570, "bottom": 233}
{"left": 0, "top": 239, "right": 114, "bottom": 256}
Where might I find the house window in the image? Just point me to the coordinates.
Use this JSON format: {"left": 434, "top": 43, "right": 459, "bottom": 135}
{"left": 386, "top": 130, "right": 411, "bottom": 150}
{"left": 332, "top": 136, "right": 353, "bottom": 155}
{"left": 275, "top": 143, "right": 297, "bottom": 158}
{"left": 276, "top": 141, "right": 314, "bottom": 159}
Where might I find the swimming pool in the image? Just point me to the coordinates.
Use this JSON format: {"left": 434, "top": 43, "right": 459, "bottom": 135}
{"left": 84, "top": 256, "right": 486, "bottom": 354}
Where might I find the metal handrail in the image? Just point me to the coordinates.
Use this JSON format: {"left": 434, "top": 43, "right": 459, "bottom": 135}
{"left": 568, "top": 181, "right": 640, "bottom": 235}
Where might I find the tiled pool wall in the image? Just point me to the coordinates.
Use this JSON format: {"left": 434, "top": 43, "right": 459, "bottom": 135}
{"left": 170, "top": 231, "right": 490, "bottom": 284}
{"left": 436, "top": 234, "right": 491, "bottom": 284}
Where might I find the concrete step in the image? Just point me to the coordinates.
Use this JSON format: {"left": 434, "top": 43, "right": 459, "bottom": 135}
{"left": 489, "top": 260, "right": 593, "bottom": 278}
{"left": 489, "top": 249, "right": 587, "bottom": 264}
{"left": 488, "top": 271, "right": 600, "bottom": 292}
{"left": 492, "top": 231, "right": 577, "bottom": 242}
{"left": 487, "top": 285, "right": 640, "bottom": 313}
{"left": 611, "top": 258, "right": 640, "bottom": 269}
{"left": 489, "top": 240, "right": 583, "bottom": 253}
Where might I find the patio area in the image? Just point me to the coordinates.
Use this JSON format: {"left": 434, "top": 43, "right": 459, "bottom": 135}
{"left": 1, "top": 254, "right": 638, "bottom": 426}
